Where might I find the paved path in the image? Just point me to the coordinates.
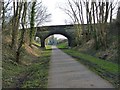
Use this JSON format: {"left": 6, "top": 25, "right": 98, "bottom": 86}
{"left": 48, "top": 46, "right": 114, "bottom": 88}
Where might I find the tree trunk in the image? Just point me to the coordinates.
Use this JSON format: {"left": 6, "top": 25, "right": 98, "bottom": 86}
{"left": 110, "top": 3, "right": 113, "bottom": 23}
{"left": 29, "top": 1, "right": 36, "bottom": 47}
{"left": 11, "top": 1, "right": 18, "bottom": 49}
{"left": 2, "top": 1, "right": 5, "bottom": 30}
{"left": 16, "top": 1, "right": 27, "bottom": 62}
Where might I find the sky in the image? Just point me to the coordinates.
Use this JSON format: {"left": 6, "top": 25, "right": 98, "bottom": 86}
{"left": 42, "top": 0, "right": 70, "bottom": 39}
{"left": 42, "top": 0, "right": 69, "bottom": 26}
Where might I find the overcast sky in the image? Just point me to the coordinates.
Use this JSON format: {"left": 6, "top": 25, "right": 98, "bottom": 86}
{"left": 42, "top": 0, "right": 70, "bottom": 26}
{"left": 42, "top": 0, "right": 70, "bottom": 39}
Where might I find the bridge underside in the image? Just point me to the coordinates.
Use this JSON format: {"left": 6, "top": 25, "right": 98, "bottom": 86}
{"left": 40, "top": 37, "right": 73, "bottom": 48}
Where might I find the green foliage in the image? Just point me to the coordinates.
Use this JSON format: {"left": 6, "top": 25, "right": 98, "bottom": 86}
{"left": 2, "top": 60, "right": 27, "bottom": 87}
{"left": 32, "top": 40, "right": 41, "bottom": 47}
{"left": 57, "top": 42, "right": 68, "bottom": 49}
{"left": 29, "top": 1, "right": 36, "bottom": 46}
{"left": 22, "top": 50, "right": 51, "bottom": 88}
{"left": 45, "top": 45, "right": 52, "bottom": 50}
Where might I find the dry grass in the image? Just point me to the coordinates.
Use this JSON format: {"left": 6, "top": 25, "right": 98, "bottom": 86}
{"left": 24, "top": 43, "right": 41, "bottom": 57}
{"left": 2, "top": 31, "right": 51, "bottom": 88}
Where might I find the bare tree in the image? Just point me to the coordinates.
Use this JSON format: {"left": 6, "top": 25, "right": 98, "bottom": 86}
{"left": 0, "top": 1, "right": 2, "bottom": 16}
{"left": 35, "top": 3, "right": 51, "bottom": 27}
{"left": 1, "top": 0, "right": 12, "bottom": 30}
{"left": 11, "top": 0, "right": 23, "bottom": 49}
{"left": 61, "top": 0, "right": 119, "bottom": 49}
{"left": 60, "top": 0, "right": 85, "bottom": 46}
{"left": 28, "top": 0, "right": 51, "bottom": 46}
{"left": 16, "top": 1, "right": 27, "bottom": 62}
{"left": 109, "top": 0, "right": 118, "bottom": 23}
{"left": 2, "top": 1, "right": 5, "bottom": 30}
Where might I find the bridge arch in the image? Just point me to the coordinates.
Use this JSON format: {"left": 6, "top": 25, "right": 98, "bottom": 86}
{"left": 40, "top": 31, "right": 72, "bottom": 48}
{"left": 35, "top": 25, "right": 76, "bottom": 48}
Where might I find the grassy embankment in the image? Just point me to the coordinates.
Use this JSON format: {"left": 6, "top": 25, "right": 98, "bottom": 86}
{"left": 57, "top": 42, "right": 68, "bottom": 49}
{"left": 45, "top": 45, "right": 52, "bottom": 50}
{"left": 57, "top": 43, "right": 119, "bottom": 88}
{"left": 2, "top": 36, "right": 52, "bottom": 88}
{"left": 32, "top": 41, "right": 52, "bottom": 50}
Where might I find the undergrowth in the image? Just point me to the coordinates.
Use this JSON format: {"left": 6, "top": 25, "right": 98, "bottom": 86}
{"left": 2, "top": 38, "right": 51, "bottom": 88}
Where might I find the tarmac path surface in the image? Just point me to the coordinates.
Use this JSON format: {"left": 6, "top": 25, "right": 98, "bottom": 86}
{"left": 48, "top": 46, "right": 114, "bottom": 88}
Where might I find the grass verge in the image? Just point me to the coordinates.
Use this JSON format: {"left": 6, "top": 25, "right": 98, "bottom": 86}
{"left": 21, "top": 49, "right": 51, "bottom": 88}
{"left": 32, "top": 40, "right": 41, "bottom": 47}
{"left": 61, "top": 49, "right": 119, "bottom": 88}
{"left": 57, "top": 42, "right": 68, "bottom": 49}
{"left": 2, "top": 43, "right": 51, "bottom": 88}
{"left": 45, "top": 45, "right": 52, "bottom": 50}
